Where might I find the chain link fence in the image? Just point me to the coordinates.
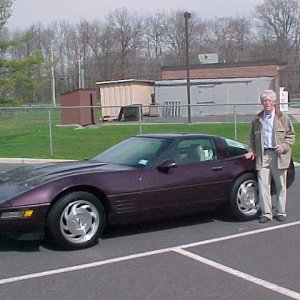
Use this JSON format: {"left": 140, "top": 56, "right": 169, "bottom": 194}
{"left": 0, "top": 103, "right": 299, "bottom": 158}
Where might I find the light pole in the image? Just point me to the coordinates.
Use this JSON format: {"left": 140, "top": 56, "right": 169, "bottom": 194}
{"left": 184, "top": 11, "right": 191, "bottom": 123}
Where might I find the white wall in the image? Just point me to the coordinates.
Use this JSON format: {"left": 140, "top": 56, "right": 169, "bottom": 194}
{"left": 155, "top": 77, "right": 274, "bottom": 116}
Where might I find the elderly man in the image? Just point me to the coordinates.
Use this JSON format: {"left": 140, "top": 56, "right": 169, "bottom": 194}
{"left": 245, "top": 89, "right": 295, "bottom": 223}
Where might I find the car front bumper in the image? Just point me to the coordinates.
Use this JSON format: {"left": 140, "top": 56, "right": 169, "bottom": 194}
{"left": 0, "top": 204, "right": 50, "bottom": 240}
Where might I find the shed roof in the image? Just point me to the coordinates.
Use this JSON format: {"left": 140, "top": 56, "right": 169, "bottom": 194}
{"left": 96, "top": 79, "right": 155, "bottom": 86}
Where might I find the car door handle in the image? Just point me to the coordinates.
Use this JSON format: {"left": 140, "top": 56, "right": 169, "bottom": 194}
{"left": 211, "top": 166, "right": 223, "bottom": 171}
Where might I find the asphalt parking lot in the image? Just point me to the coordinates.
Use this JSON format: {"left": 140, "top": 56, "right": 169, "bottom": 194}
{"left": 0, "top": 167, "right": 299, "bottom": 300}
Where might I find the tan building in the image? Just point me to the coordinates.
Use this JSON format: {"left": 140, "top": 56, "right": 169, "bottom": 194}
{"left": 96, "top": 79, "right": 155, "bottom": 119}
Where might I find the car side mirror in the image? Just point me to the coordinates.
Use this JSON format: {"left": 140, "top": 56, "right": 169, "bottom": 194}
{"left": 157, "top": 160, "right": 177, "bottom": 173}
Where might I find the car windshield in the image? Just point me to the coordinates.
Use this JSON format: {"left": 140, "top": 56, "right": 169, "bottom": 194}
{"left": 92, "top": 136, "right": 173, "bottom": 167}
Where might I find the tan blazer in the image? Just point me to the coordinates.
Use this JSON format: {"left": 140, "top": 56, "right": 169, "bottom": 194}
{"left": 249, "top": 108, "right": 295, "bottom": 170}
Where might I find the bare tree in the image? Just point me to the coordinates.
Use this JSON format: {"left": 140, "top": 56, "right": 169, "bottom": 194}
{"left": 140, "top": 12, "right": 167, "bottom": 79}
{"left": 106, "top": 8, "right": 143, "bottom": 79}
{"left": 163, "top": 10, "right": 205, "bottom": 65}
{"left": 84, "top": 21, "right": 105, "bottom": 81}
{"left": 163, "top": 10, "right": 188, "bottom": 64}
{"left": 51, "top": 21, "right": 86, "bottom": 90}
{"left": 6, "top": 3, "right": 300, "bottom": 98}
{"left": 255, "top": 0, "right": 299, "bottom": 61}
{"left": 144, "top": 12, "right": 167, "bottom": 62}
{"left": 203, "top": 16, "right": 252, "bottom": 63}
{"left": 84, "top": 21, "right": 116, "bottom": 81}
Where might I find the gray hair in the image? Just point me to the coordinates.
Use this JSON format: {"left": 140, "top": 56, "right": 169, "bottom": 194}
{"left": 260, "top": 90, "right": 277, "bottom": 102}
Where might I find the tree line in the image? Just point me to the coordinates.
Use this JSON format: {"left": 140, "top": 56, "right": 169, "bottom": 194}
{"left": 1, "top": 0, "right": 300, "bottom": 105}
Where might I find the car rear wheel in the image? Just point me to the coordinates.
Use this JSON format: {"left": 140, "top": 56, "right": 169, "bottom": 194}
{"left": 47, "top": 191, "right": 105, "bottom": 250}
{"left": 229, "top": 173, "right": 259, "bottom": 221}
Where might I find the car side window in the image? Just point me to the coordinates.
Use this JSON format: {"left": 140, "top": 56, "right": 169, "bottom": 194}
{"left": 223, "top": 138, "right": 248, "bottom": 157}
{"left": 173, "top": 138, "right": 216, "bottom": 165}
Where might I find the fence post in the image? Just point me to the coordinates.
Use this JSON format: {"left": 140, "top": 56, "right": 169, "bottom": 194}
{"left": 48, "top": 109, "right": 53, "bottom": 156}
{"left": 233, "top": 104, "right": 237, "bottom": 140}
{"left": 138, "top": 105, "right": 142, "bottom": 134}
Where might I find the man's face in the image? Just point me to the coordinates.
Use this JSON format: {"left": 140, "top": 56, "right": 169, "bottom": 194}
{"left": 261, "top": 98, "right": 276, "bottom": 114}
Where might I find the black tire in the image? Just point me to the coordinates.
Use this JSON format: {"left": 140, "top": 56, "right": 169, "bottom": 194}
{"left": 229, "top": 173, "right": 259, "bottom": 221}
{"left": 46, "top": 191, "right": 105, "bottom": 250}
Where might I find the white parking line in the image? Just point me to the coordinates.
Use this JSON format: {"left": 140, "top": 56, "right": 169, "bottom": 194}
{"left": 179, "top": 220, "right": 300, "bottom": 249}
{"left": 0, "top": 220, "right": 300, "bottom": 295}
{"left": 174, "top": 248, "right": 300, "bottom": 300}
{"left": 0, "top": 248, "right": 171, "bottom": 285}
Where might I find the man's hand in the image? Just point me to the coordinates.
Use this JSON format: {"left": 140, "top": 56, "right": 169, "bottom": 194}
{"left": 244, "top": 151, "right": 255, "bottom": 160}
{"left": 275, "top": 144, "right": 284, "bottom": 154}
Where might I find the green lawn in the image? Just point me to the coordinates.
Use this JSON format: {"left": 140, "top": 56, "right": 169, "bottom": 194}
{"left": 0, "top": 109, "right": 299, "bottom": 161}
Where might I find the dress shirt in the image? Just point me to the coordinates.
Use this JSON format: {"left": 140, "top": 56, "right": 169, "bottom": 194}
{"left": 263, "top": 110, "right": 275, "bottom": 149}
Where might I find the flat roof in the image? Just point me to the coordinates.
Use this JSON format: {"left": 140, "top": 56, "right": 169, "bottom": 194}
{"left": 161, "top": 61, "right": 286, "bottom": 71}
{"left": 155, "top": 76, "right": 273, "bottom": 86}
{"left": 96, "top": 79, "right": 155, "bottom": 86}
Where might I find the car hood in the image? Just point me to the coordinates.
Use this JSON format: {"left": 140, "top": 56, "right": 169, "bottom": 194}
{"left": 0, "top": 160, "right": 134, "bottom": 185}
{"left": 0, "top": 160, "right": 134, "bottom": 206}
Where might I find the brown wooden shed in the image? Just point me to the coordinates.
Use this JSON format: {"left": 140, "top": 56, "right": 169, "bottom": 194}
{"left": 60, "top": 89, "right": 98, "bottom": 126}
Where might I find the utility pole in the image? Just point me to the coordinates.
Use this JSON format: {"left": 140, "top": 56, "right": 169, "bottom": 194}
{"left": 77, "top": 56, "right": 85, "bottom": 89}
{"left": 184, "top": 11, "right": 191, "bottom": 123}
{"left": 50, "top": 45, "right": 56, "bottom": 106}
{"left": 78, "top": 56, "right": 81, "bottom": 89}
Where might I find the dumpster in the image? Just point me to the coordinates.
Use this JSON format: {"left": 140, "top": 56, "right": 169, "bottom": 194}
{"left": 118, "top": 105, "right": 142, "bottom": 121}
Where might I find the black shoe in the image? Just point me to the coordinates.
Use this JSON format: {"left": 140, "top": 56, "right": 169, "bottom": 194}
{"left": 259, "top": 216, "right": 271, "bottom": 223}
{"left": 275, "top": 215, "right": 286, "bottom": 222}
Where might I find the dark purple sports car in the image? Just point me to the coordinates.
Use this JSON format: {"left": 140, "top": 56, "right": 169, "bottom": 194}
{"left": 0, "top": 133, "right": 295, "bottom": 249}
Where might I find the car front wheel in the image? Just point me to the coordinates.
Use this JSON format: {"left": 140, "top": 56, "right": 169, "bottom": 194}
{"left": 229, "top": 173, "right": 259, "bottom": 221}
{"left": 47, "top": 191, "right": 105, "bottom": 250}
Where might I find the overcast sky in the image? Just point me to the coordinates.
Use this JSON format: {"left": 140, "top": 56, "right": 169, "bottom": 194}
{"left": 7, "top": 0, "right": 264, "bottom": 30}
